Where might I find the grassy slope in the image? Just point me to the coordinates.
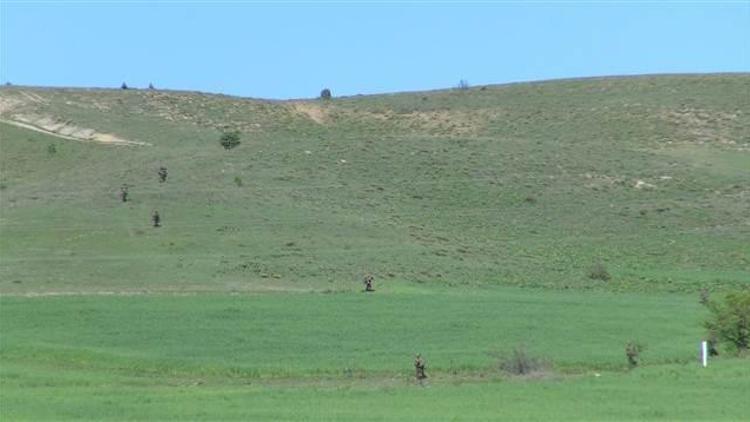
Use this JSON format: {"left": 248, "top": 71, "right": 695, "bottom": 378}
{"left": 1, "top": 74, "right": 749, "bottom": 420}
{"left": 1, "top": 74, "right": 749, "bottom": 294}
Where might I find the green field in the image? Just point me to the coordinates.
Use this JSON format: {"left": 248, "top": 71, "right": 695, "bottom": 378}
{"left": 1, "top": 74, "right": 749, "bottom": 420}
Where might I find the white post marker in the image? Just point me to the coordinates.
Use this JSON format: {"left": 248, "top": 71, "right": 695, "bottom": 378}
{"left": 701, "top": 340, "right": 708, "bottom": 368}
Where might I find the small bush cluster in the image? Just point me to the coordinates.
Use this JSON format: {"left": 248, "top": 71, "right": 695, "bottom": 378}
{"left": 220, "top": 131, "right": 241, "bottom": 150}
{"left": 499, "top": 346, "right": 547, "bottom": 376}
{"left": 704, "top": 290, "right": 750, "bottom": 353}
{"left": 320, "top": 88, "right": 332, "bottom": 100}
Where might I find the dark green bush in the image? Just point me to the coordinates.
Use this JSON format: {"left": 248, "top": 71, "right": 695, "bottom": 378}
{"left": 704, "top": 290, "right": 750, "bottom": 353}
{"left": 220, "top": 131, "right": 241, "bottom": 150}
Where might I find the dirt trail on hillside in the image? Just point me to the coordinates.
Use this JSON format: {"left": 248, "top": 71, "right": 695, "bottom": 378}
{"left": 1, "top": 117, "right": 151, "bottom": 146}
{"left": 0, "top": 92, "right": 149, "bottom": 146}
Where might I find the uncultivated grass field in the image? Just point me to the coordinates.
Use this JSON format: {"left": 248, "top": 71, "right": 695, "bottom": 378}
{"left": 1, "top": 74, "right": 749, "bottom": 420}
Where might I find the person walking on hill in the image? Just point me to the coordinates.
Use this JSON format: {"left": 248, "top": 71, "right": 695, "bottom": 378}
{"left": 120, "top": 185, "right": 129, "bottom": 202}
{"left": 152, "top": 210, "right": 161, "bottom": 228}
{"left": 363, "top": 274, "right": 375, "bottom": 292}
{"left": 158, "top": 166, "right": 168, "bottom": 183}
{"left": 414, "top": 354, "right": 427, "bottom": 383}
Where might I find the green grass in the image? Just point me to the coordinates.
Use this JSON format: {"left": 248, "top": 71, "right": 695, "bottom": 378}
{"left": 2, "top": 361, "right": 748, "bottom": 421}
{"left": 1, "top": 289, "right": 748, "bottom": 420}
{"left": 0, "top": 288, "right": 708, "bottom": 377}
{"left": 0, "top": 288, "right": 750, "bottom": 420}
{"left": 1, "top": 74, "right": 749, "bottom": 419}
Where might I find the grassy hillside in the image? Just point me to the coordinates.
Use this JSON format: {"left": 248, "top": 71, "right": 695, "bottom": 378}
{"left": 1, "top": 74, "right": 748, "bottom": 294}
{"left": 1, "top": 74, "right": 749, "bottom": 420}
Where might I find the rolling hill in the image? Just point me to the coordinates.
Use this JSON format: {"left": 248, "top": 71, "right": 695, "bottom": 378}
{"left": 1, "top": 74, "right": 748, "bottom": 295}
{"left": 1, "top": 74, "right": 750, "bottom": 420}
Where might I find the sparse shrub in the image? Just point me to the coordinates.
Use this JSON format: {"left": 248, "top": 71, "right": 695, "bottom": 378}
{"left": 457, "top": 79, "right": 470, "bottom": 90}
{"left": 220, "top": 131, "right": 241, "bottom": 150}
{"left": 121, "top": 82, "right": 128, "bottom": 90}
{"left": 498, "top": 345, "right": 547, "bottom": 376}
{"left": 625, "top": 341, "right": 643, "bottom": 368}
{"left": 704, "top": 290, "right": 750, "bottom": 353}
{"left": 320, "top": 88, "right": 332, "bottom": 100}
{"left": 524, "top": 195, "right": 537, "bottom": 204}
{"left": 234, "top": 176, "right": 243, "bottom": 187}
{"left": 588, "top": 262, "right": 611, "bottom": 281}
{"left": 148, "top": 83, "right": 155, "bottom": 90}
{"left": 47, "top": 144, "right": 57, "bottom": 155}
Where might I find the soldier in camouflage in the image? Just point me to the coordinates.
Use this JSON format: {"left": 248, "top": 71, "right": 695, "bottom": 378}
{"left": 120, "top": 185, "right": 129, "bottom": 202}
{"left": 363, "top": 274, "right": 375, "bottom": 292}
{"left": 414, "top": 354, "right": 427, "bottom": 382}
{"left": 158, "top": 166, "right": 168, "bottom": 183}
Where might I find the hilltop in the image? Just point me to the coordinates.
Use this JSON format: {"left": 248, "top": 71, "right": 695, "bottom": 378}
{"left": 1, "top": 74, "right": 748, "bottom": 294}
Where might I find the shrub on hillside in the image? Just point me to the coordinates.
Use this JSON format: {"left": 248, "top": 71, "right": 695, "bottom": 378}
{"left": 220, "top": 131, "right": 241, "bottom": 150}
{"left": 498, "top": 345, "right": 548, "bottom": 376}
{"left": 121, "top": 82, "right": 128, "bottom": 90}
{"left": 320, "top": 88, "right": 332, "bottom": 100}
{"left": 704, "top": 290, "right": 750, "bottom": 354}
{"left": 588, "top": 262, "right": 611, "bottom": 281}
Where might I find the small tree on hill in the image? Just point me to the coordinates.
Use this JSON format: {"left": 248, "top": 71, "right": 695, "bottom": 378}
{"left": 220, "top": 131, "right": 241, "bottom": 150}
{"left": 121, "top": 82, "right": 129, "bottom": 90}
{"left": 320, "top": 88, "right": 332, "bottom": 100}
{"left": 704, "top": 290, "right": 750, "bottom": 354}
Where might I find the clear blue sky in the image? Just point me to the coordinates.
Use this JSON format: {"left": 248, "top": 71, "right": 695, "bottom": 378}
{"left": 1, "top": 1, "right": 748, "bottom": 99}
